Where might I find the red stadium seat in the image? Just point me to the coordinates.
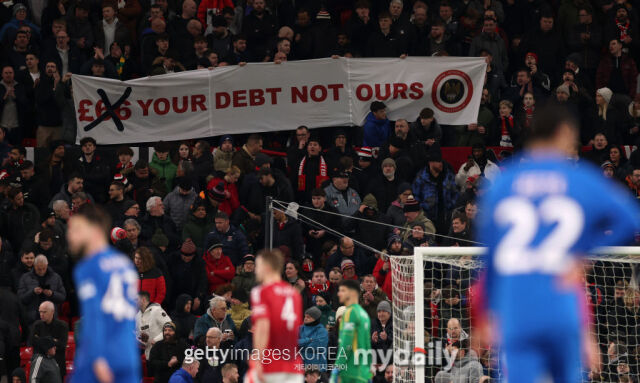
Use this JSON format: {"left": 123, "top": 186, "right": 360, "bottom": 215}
{"left": 20, "top": 347, "right": 32, "bottom": 361}
{"left": 66, "top": 343, "right": 76, "bottom": 360}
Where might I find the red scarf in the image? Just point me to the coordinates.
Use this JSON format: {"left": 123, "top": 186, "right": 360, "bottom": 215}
{"left": 523, "top": 106, "right": 535, "bottom": 128}
{"left": 297, "top": 155, "right": 328, "bottom": 191}
{"left": 116, "top": 161, "right": 134, "bottom": 172}
{"left": 307, "top": 281, "right": 330, "bottom": 295}
{"left": 500, "top": 115, "right": 514, "bottom": 136}
{"left": 617, "top": 18, "right": 630, "bottom": 41}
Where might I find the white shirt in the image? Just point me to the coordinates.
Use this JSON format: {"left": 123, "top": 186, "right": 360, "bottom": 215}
{"left": 103, "top": 17, "right": 119, "bottom": 52}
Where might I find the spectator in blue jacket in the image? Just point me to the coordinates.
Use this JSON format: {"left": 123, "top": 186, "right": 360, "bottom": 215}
{"left": 0, "top": 4, "right": 41, "bottom": 43}
{"left": 168, "top": 359, "right": 200, "bottom": 383}
{"left": 203, "top": 211, "right": 249, "bottom": 266}
{"left": 412, "top": 151, "right": 459, "bottom": 235}
{"left": 363, "top": 101, "right": 392, "bottom": 147}
{"left": 298, "top": 306, "right": 329, "bottom": 371}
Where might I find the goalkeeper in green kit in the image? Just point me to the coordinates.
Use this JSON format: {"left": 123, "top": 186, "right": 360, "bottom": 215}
{"left": 330, "top": 279, "right": 373, "bottom": 383}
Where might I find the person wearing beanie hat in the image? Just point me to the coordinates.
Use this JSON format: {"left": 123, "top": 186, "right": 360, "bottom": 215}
{"left": 299, "top": 304, "right": 329, "bottom": 370}
{"left": 182, "top": 197, "right": 215, "bottom": 249}
{"left": 4, "top": 3, "right": 40, "bottom": 40}
{"left": 181, "top": 238, "right": 197, "bottom": 255}
{"left": 151, "top": 231, "right": 170, "bottom": 249}
{"left": 364, "top": 157, "right": 400, "bottom": 213}
{"left": 30, "top": 336, "right": 61, "bottom": 383}
{"left": 213, "top": 133, "right": 235, "bottom": 172}
{"left": 150, "top": 141, "right": 178, "bottom": 192}
{"left": 148, "top": 320, "right": 189, "bottom": 383}
{"left": 597, "top": 87, "right": 613, "bottom": 104}
{"left": 401, "top": 195, "right": 436, "bottom": 242}
{"left": 232, "top": 253, "right": 257, "bottom": 292}
{"left": 163, "top": 176, "right": 197, "bottom": 231}
{"left": 386, "top": 182, "right": 413, "bottom": 225}
{"left": 203, "top": 238, "right": 235, "bottom": 294}
{"left": 11, "top": 367, "right": 26, "bottom": 383}
{"left": 363, "top": 101, "right": 392, "bottom": 147}
{"left": 351, "top": 191, "right": 393, "bottom": 252}
{"left": 372, "top": 299, "right": 393, "bottom": 352}
{"left": 362, "top": 193, "right": 379, "bottom": 212}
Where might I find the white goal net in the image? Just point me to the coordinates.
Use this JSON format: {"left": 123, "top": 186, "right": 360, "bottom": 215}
{"left": 391, "top": 247, "right": 640, "bottom": 383}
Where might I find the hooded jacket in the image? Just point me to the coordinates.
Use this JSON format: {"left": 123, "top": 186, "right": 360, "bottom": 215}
{"left": 138, "top": 267, "right": 166, "bottom": 305}
{"left": 150, "top": 153, "right": 178, "bottom": 192}
{"left": 170, "top": 294, "right": 197, "bottom": 341}
{"left": 135, "top": 302, "right": 172, "bottom": 359}
{"left": 163, "top": 186, "right": 197, "bottom": 231}
{"left": 363, "top": 112, "right": 392, "bottom": 147}
{"left": 203, "top": 224, "right": 249, "bottom": 267}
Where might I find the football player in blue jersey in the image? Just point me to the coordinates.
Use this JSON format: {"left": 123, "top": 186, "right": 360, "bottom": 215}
{"left": 67, "top": 204, "right": 140, "bottom": 383}
{"left": 478, "top": 107, "right": 640, "bottom": 383}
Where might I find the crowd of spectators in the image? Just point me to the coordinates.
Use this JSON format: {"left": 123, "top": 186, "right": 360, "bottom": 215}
{"left": 1, "top": 0, "right": 640, "bottom": 382}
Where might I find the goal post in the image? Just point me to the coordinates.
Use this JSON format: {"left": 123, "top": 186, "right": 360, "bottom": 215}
{"left": 391, "top": 246, "right": 640, "bottom": 383}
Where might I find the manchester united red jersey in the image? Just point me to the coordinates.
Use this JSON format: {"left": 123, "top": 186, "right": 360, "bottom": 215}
{"left": 250, "top": 280, "right": 304, "bottom": 374}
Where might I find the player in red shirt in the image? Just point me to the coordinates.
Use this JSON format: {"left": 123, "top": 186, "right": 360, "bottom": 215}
{"left": 248, "top": 249, "right": 304, "bottom": 383}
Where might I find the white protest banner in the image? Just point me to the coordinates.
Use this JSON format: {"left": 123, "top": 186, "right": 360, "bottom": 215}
{"left": 73, "top": 57, "right": 486, "bottom": 144}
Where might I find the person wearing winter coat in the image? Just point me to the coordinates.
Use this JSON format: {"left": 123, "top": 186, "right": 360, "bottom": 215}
{"left": 454, "top": 143, "right": 501, "bottom": 192}
{"left": 150, "top": 142, "right": 178, "bottom": 192}
{"left": 303, "top": 188, "right": 343, "bottom": 261}
{"left": 134, "top": 247, "right": 167, "bottom": 305}
{"left": 206, "top": 166, "right": 241, "bottom": 217}
{"left": 400, "top": 196, "right": 436, "bottom": 243}
{"left": 213, "top": 135, "right": 234, "bottom": 173}
{"left": 170, "top": 294, "right": 197, "bottom": 342}
{"left": 29, "top": 336, "right": 62, "bottom": 383}
{"left": 366, "top": 158, "right": 402, "bottom": 214}
{"left": 136, "top": 291, "right": 172, "bottom": 359}
{"left": 203, "top": 211, "right": 249, "bottom": 266}
{"left": 434, "top": 338, "right": 484, "bottom": 383}
{"left": 298, "top": 307, "right": 329, "bottom": 371}
{"left": 373, "top": 256, "right": 393, "bottom": 301}
{"left": 363, "top": 101, "right": 392, "bottom": 147}
{"left": 203, "top": 242, "right": 235, "bottom": 295}
{"left": 192, "top": 140, "right": 214, "bottom": 192}
{"left": 168, "top": 240, "right": 209, "bottom": 314}
{"left": 148, "top": 322, "right": 189, "bottom": 383}
{"left": 345, "top": 194, "right": 391, "bottom": 256}
{"left": 360, "top": 275, "right": 388, "bottom": 320}
{"left": 412, "top": 153, "right": 459, "bottom": 235}
{"left": 18, "top": 255, "right": 65, "bottom": 325}
{"left": 193, "top": 296, "right": 237, "bottom": 346}
{"left": 231, "top": 254, "right": 257, "bottom": 293}
{"left": 3, "top": 188, "right": 40, "bottom": 251}
{"left": 272, "top": 208, "right": 304, "bottom": 261}
{"left": 168, "top": 359, "right": 199, "bottom": 383}
{"left": 371, "top": 300, "right": 393, "bottom": 353}
{"left": 163, "top": 178, "right": 197, "bottom": 231}
{"left": 387, "top": 182, "right": 412, "bottom": 227}
{"left": 181, "top": 198, "right": 214, "bottom": 249}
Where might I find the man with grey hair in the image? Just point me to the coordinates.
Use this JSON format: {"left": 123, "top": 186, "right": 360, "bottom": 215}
{"left": 52, "top": 200, "right": 71, "bottom": 222}
{"left": 169, "top": 357, "right": 200, "bottom": 382}
{"left": 199, "top": 327, "right": 225, "bottom": 381}
{"left": 139, "top": 195, "right": 180, "bottom": 247}
{"left": 18, "top": 255, "right": 66, "bottom": 324}
{"left": 193, "top": 296, "right": 237, "bottom": 347}
{"left": 30, "top": 301, "right": 69, "bottom": 378}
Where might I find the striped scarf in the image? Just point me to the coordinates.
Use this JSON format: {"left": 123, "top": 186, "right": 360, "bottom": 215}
{"left": 297, "top": 155, "right": 328, "bottom": 191}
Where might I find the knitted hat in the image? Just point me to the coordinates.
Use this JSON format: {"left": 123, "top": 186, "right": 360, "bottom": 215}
{"left": 362, "top": 194, "right": 378, "bottom": 211}
{"left": 113, "top": 173, "right": 129, "bottom": 186}
{"left": 305, "top": 306, "right": 322, "bottom": 320}
{"left": 566, "top": 52, "right": 582, "bottom": 66}
{"left": 601, "top": 161, "right": 615, "bottom": 169}
{"left": 597, "top": 87, "right": 613, "bottom": 104}
{"left": 151, "top": 231, "right": 169, "bottom": 248}
{"left": 110, "top": 227, "right": 127, "bottom": 244}
{"left": 381, "top": 158, "right": 396, "bottom": 169}
{"left": 316, "top": 10, "right": 331, "bottom": 20}
{"left": 377, "top": 300, "right": 392, "bottom": 313}
{"left": 556, "top": 84, "right": 570, "bottom": 95}
{"left": 219, "top": 134, "right": 233, "bottom": 145}
{"left": 207, "top": 181, "right": 226, "bottom": 201}
{"left": 341, "top": 258, "right": 355, "bottom": 271}
{"left": 255, "top": 152, "right": 273, "bottom": 167}
{"left": 357, "top": 147, "right": 373, "bottom": 158}
{"left": 403, "top": 196, "right": 420, "bottom": 212}
{"left": 177, "top": 177, "right": 192, "bottom": 191}
{"left": 525, "top": 52, "right": 538, "bottom": 63}
{"left": 162, "top": 322, "right": 176, "bottom": 331}
{"left": 335, "top": 306, "right": 347, "bottom": 320}
{"left": 191, "top": 197, "right": 207, "bottom": 212}
{"left": 242, "top": 254, "right": 255, "bottom": 264}
{"left": 212, "top": 15, "right": 227, "bottom": 27}
{"left": 122, "top": 199, "right": 138, "bottom": 213}
{"left": 208, "top": 241, "right": 223, "bottom": 252}
{"left": 397, "top": 182, "right": 412, "bottom": 195}
{"left": 13, "top": 4, "right": 27, "bottom": 16}
{"left": 181, "top": 239, "right": 197, "bottom": 255}
{"left": 387, "top": 234, "right": 402, "bottom": 248}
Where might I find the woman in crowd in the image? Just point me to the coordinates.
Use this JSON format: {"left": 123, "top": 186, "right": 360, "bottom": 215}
{"left": 134, "top": 246, "right": 166, "bottom": 304}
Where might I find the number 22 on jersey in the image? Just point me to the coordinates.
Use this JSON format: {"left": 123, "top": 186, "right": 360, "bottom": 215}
{"left": 494, "top": 195, "right": 585, "bottom": 275}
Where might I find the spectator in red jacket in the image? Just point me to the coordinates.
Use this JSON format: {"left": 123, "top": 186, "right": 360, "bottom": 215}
{"left": 373, "top": 254, "right": 392, "bottom": 300}
{"left": 134, "top": 246, "right": 166, "bottom": 304}
{"left": 203, "top": 241, "right": 235, "bottom": 294}
{"left": 206, "top": 166, "right": 241, "bottom": 217}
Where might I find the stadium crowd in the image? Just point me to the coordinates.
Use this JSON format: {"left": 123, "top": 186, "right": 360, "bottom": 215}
{"left": 1, "top": 0, "right": 640, "bottom": 382}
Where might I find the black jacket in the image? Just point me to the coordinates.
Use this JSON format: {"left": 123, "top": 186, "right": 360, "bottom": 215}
{"left": 272, "top": 218, "right": 304, "bottom": 261}
{"left": 73, "top": 154, "right": 111, "bottom": 204}
{"left": 242, "top": 9, "right": 278, "bottom": 60}
{"left": 34, "top": 75, "right": 62, "bottom": 127}
{"left": 148, "top": 337, "right": 189, "bottom": 383}
{"left": 167, "top": 252, "right": 208, "bottom": 308}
